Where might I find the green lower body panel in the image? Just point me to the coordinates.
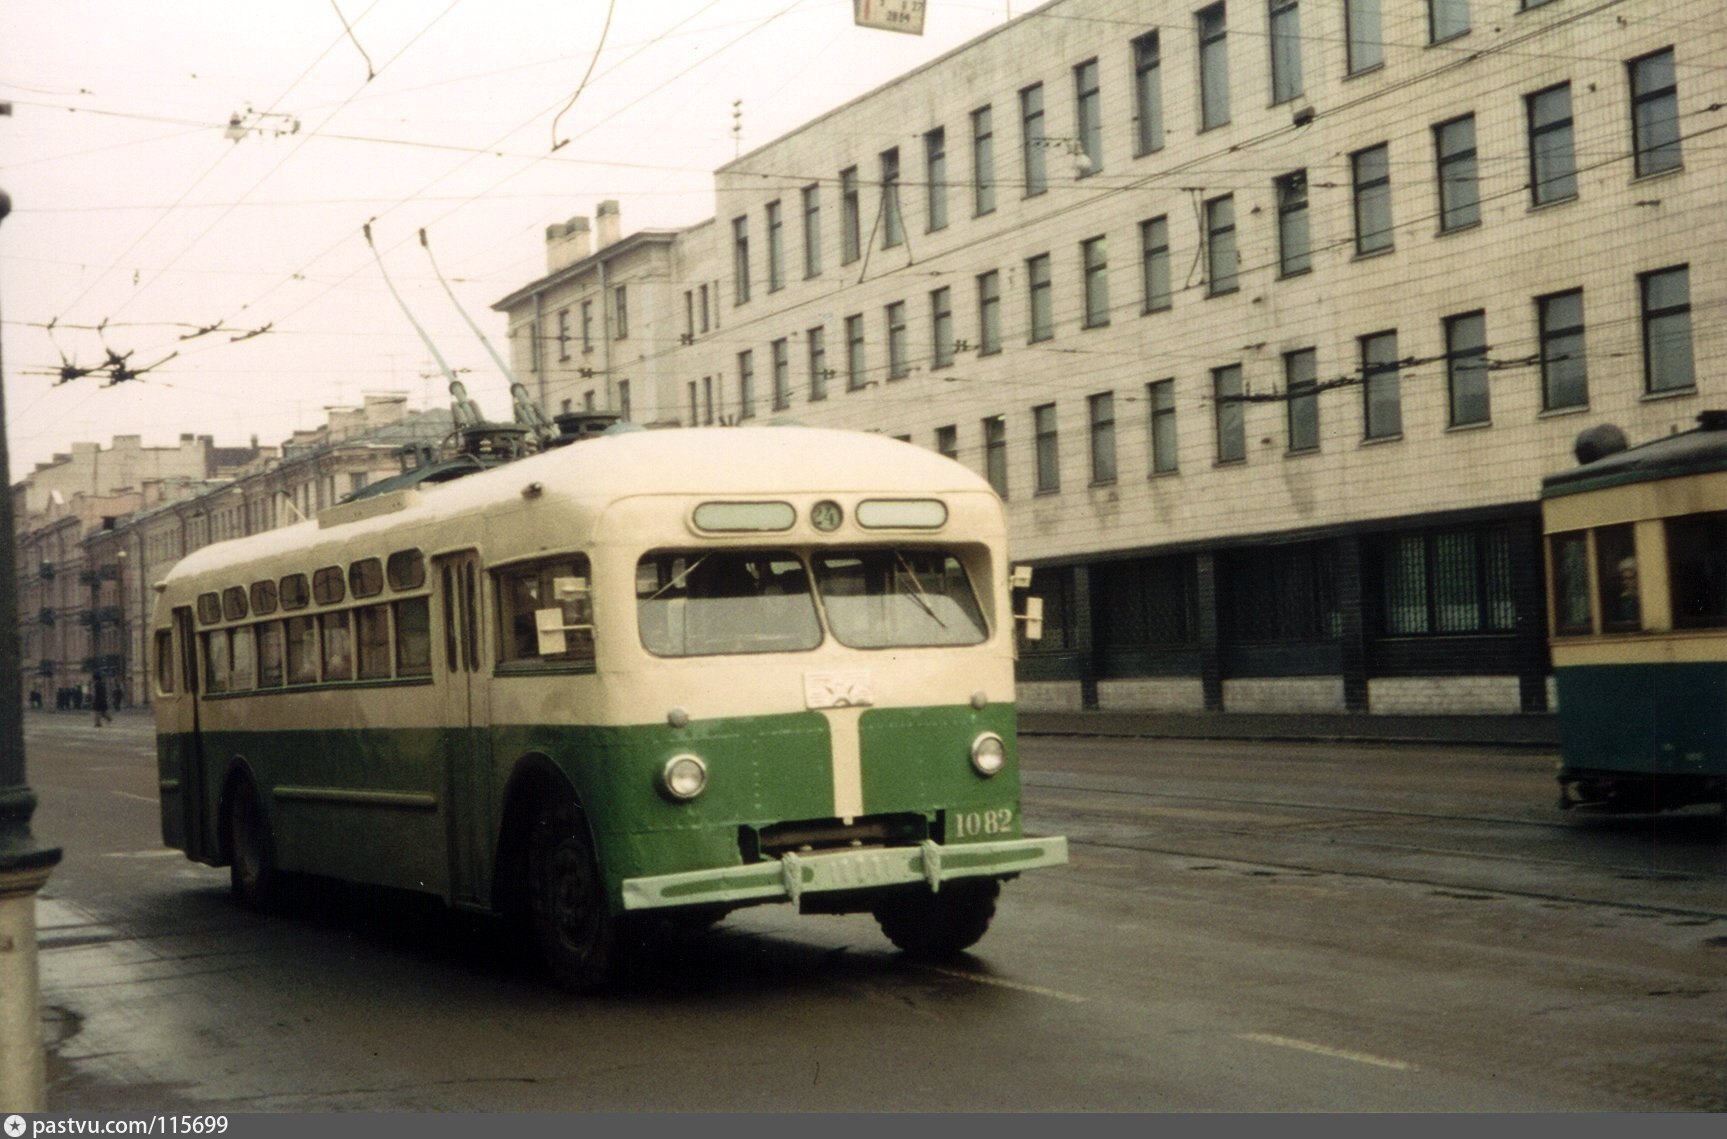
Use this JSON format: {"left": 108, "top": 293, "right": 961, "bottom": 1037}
{"left": 619, "top": 835, "right": 1068, "bottom": 911}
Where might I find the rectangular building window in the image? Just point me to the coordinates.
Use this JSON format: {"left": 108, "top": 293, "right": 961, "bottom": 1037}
{"left": 1641, "top": 265, "right": 1694, "bottom": 394}
{"left": 886, "top": 301, "right": 909, "bottom": 380}
{"left": 1198, "top": 3, "right": 1230, "bottom": 131}
{"left": 846, "top": 314, "right": 867, "bottom": 390}
{"left": 1089, "top": 392, "right": 1117, "bottom": 483}
{"left": 697, "top": 286, "right": 709, "bottom": 333}
{"left": 770, "top": 339, "right": 791, "bottom": 411}
{"left": 841, "top": 166, "right": 861, "bottom": 264}
{"left": 1205, "top": 194, "right": 1237, "bottom": 295}
{"left": 1148, "top": 379, "right": 1178, "bottom": 473}
{"left": 1082, "top": 236, "right": 1110, "bottom": 328}
{"left": 936, "top": 425, "right": 958, "bottom": 462}
{"left": 801, "top": 184, "right": 822, "bottom": 278}
{"left": 984, "top": 415, "right": 1009, "bottom": 497}
{"left": 978, "top": 270, "right": 1002, "bottom": 355}
{"left": 1221, "top": 541, "right": 1339, "bottom": 643}
{"left": 1275, "top": 170, "right": 1310, "bottom": 276}
{"left": 1141, "top": 216, "right": 1171, "bottom": 312}
{"left": 972, "top": 105, "right": 996, "bottom": 216}
{"left": 1020, "top": 83, "right": 1047, "bottom": 196}
{"left": 732, "top": 216, "right": 751, "bottom": 304}
{"left": 931, "top": 286, "right": 954, "bottom": 369}
{"left": 765, "top": 200, "right": 784, "bottom": 293}
{"left": 1034, "top": 403, "right": 1061, "bottom": 493}
{"left": 1429, "top": 0, "right": 1468, "bottom": 42}
{"left": 1362, "top": 330, "right": 1402, "bottom": 439}
{"left": 618, "top": 379, "right": 631, "bottom": 422}
{"left": 1269, "top": 0, "right": 1303, "bottom": 105}
{"left": 612, "top": 285, "right": 628, "bottom": 339}
{"left": 1630, "top": 48, "right": 1681, "bottom": 177}
{"left": 1214, "top": 365, "right": 1245, "bottom": 463}
{"left": 582, "top": 300, "right": 594, "bottom": 351}
{"left": 808, "top": 325, "right": 828, "bottom": 401}
{"left": 1538, "top": 289, "right": 1587, "bottom": 410}
{"left": 1352, "top": 143, "right": 1393, "bottom": 254}
{"left": 556, "top": 308, "right": 571, "bottom": 360}
{"left": 1435, "top": 115, "right": 1480, "bottom": 232}
{"left": 1286, "top": 348, "right": 1318, "bottom": 452}
{"left": 925, "top": 127, "right": 948, "bottom": 231}
{"left": 1074, "top": 58, "right": 1102, "bottom": 176}
{"left": 879, "top": 147, "right": 903, "bottom": 249}
{"left": 702, "top": 376, "right": 715, "bottom": 425}
{"left": 1027, "top": 253, "right": 1054, "bottom": 342}
{"left": 1346, "top": 0, "right": 1382, "bottom": 74}
{"left": 737, "top": 350, "right": 756, "bottom": 420}
{"left": 1132, "top": 31, "right": 1164, "bottom": 155}
{"left": 1527, "top": 83, "right": 1577, "bottom": 205}
{"left": 1383, "top": 526, "right": 1516, "bottom": 635}
{"left": 1445, "top": 311, "right": 1489, "bottom": 426}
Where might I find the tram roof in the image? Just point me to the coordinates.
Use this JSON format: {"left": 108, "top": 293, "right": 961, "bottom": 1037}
{"left": 163, "top": 426, "right": 998, "bottom": 586}
{"left": 1542, "top": 413, "right": 1727, "bottom": 499}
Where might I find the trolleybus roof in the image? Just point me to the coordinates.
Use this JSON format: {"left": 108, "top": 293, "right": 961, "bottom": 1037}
{"left": 1541, "top": 412, "right": 1727, "bottom": 499}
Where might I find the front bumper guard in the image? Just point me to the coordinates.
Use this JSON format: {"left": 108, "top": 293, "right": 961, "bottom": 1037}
{"left": 619, "top": 835, "right": 1069, "bottom": 911}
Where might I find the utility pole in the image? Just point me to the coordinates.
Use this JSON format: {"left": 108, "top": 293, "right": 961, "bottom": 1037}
{"left": 0, "top": 171, "right": 65, "bottom": 1109}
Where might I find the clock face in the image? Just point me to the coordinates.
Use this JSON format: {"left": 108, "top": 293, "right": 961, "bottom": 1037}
{"left": 810, "top": 500, "right": 843, "bottom": 533}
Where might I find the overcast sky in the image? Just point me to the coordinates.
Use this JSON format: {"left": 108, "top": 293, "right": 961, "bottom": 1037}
{"left": 0, "top": 0, "right": 1018, "bottom": 481}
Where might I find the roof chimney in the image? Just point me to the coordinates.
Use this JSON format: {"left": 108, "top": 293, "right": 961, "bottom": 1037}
{"left": 545, "top": 216, "right": 592, "bottom": 273}
{"left": 596, "top": 199, "right": 621, "bottom": 250}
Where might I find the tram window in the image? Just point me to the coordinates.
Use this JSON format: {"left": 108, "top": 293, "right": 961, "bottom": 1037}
{"left": 280, "top": 573, "right": 310, "bottom": 611}
{"left": 257, "top": 622, "right": 285, "bottom": 688}
{"left": 204, "top": 631, "right": 231, "bottom": 693}
{"left": 155, "top": 630, "right": 176, "bottom": 694}
{"left": 1595, "top": 524, "right": 1640, "bottom": 632}
{"left": 387, "top": 549, "right": 426, "bottom": 592}
{"left": 222, "top": 587, "right": 249, "bottom": 622}
{"left": 350, "top": 558, "right": 384, "bottom": 599}
{"left": 395, "top": 597, "right": 432, "bottom": 677}
{"left": 356, "top": 605, "right": 392, "bottom": 679}
{"left": 813, "top": 549, "right": 989, "bottom": 648}
{"left": 1550, "top": 532, "right": 1592, "bottom": 635}
{"left": 498, "top": 557, "right": 595, "bottom": 666}
{"left": 636, "top": 550, "right": 821, "bottom": 657}
{"left": 285, "top": 616, "right": 319, "bottom": 684}
{"left": 229, "top": 627, "right": 256, "bottom": 691}
{"left": 313, "top": 566, "right": 346, "bottom": 606}
{"left": 1667, "top": 511, "right": 1727, "bottom": 628}
{"left": 250, "top": 579, "right": 279, "bottom": 616}
{"left": 196, "top": 593, "right": 222, "bottom": 626}
{"left": 320, "top": 611, "right": 353, "bottom": 680}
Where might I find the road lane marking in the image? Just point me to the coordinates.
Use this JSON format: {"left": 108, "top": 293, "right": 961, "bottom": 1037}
{"left": 111, "top": 791, "right": 156, "bottom": 804}
{"left": 1239, "top": 1033, "right": 1418, "bottom": 1071}
{"left": 103, "top": 849, "right": 184, "bottom": 859}
{"left": 914, "top": 963, "right": 1089, "bottom": 1003}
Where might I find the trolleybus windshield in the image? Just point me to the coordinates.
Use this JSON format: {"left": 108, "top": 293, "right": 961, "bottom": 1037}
{"left": 812, "top": 548, "right": 988, "bottom": 648}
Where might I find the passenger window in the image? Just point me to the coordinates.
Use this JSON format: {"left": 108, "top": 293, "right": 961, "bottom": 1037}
{"left": 229, "top": 627, "right": 256, "bottom": 691}
{"left": 204, "top": 631, "right": 231, "bottom": 693}
{"left": 257, "top": 622, "right": 285, "bottom": 688}
{"left": 395, "top": 597, "right": 432, "bottom": 677}
{"left": 251, "top": 580, "right": 279, "bottom": 616}
{"left": 355, "top": 605, "right": 392, "bottom": 679}
{"left": 1594, "top": 524, "right": 1639, "bottom": 633}
{"left": 320, "top": 611, "right": 353, "bottom": 680}
{"left": 313, "top": 566, "right": 345, "bottom": 606}
{"left": 196, "top": 593, "right": 222, "bottom": 626}
{"left": 387, "top": 549, "right": 427, "bottom": 592}
{"left": 1549, "top": 532, "right": 1592, "bottom": 636}
{"left": 350, "top": 558, "right": 384, "bottom": 599}
{"left": 497, "top": 556, "right": 595, "bottom": 666}
{"left": 155, "top": 629, "right": 176, "bottom": 694}
{"left": 285, "top": 616, "right": 319, "bottom": 684}
{"left": 280, "top": 574, "right": 310, "bottom": 611}
{"left": 1667, "top": 511, "right": 1727, "bottom": 628}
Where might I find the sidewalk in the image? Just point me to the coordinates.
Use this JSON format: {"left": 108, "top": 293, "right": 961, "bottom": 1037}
{"left": 1017, "top": 709, "right": 1559, "bottom": 748}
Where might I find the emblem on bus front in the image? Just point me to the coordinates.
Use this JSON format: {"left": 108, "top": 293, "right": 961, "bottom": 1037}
{"left": 805, "top": 669, "right": 874, "bottom": 709}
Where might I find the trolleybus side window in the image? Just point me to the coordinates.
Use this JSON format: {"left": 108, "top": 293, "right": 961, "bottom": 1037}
{"left": 204, "top": 628, "right": 231, "bottom": 693}
{"left": 286, "top": 615, "right": 318, "bottom": 683}
{"left": 155, "top": 629, "right": 175, "bottom": 694}
{"left": 222, "top": 586, "right": 248, "bottom": 622}
{"left": 387, "top": 548, "right": 426, "bottom": 591}
{"left": 280, "top": 573, "right": 310, "bottom": 610}
{"left": 313, "top": 566, "right": 345, "bottom": 605}
{"left": 636, "top": 550, "right": 820, "bottom": 657}
{"left": 1550, "top": 531, "right": 1592, "bottom": 635}
{"left": 320, "top": 611, "right": 353, "bottom": 680}
{"left": 258, "top": 621, "right": 285, "bottom": 687}
{"left": 1666, "top": 510, "right": 1727, "bottom": 628}
{"left": 196, "top": 592, "right": 222, "bottom": 625}
{"left": 250, "top": 579, "right": 278, "bottom": 616}
{"left": 395, "top": 596, "right": 433, "bottom": 676}
{"left": 356, "top": 604, "right": 393, "bottom": 679}
{"left": 812, "top": 548, "right": 989, "bottom": 648}
{"left": 498, "top": 556, "right": 596, "bottom": 667}
{"left": 1594, "top": 524, "right": 1640, "bottom": 632}
{"left": 350, "top": 557, "right": 384, "bottom": 599}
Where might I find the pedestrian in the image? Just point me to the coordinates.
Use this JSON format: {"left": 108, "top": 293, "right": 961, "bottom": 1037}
{"left": 92, "top": 679, "right": 111, "bottom": 727}
{"left": 28, "top": 689, "right": 41, "bottom": 710}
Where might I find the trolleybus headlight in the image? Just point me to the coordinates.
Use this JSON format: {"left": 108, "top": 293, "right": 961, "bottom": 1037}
{"left": 661, "top": 753, "right": 709, "bottom": 801}
{"left": 969, "top": 732, "right": 1007, "bottom": 777}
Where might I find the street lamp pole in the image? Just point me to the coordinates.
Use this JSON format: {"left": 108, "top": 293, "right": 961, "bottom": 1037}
{"left": 0, "top": 182, "right": 64, "bottom": 1109}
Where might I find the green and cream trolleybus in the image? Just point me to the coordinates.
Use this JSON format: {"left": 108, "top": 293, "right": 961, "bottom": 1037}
{"left": 152, "top": 425, "right": 1068, "bottom": 989}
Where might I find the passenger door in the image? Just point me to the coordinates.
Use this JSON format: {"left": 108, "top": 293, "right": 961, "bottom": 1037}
{"left": 435, "top": 550, "right": 493, "bottom": 908}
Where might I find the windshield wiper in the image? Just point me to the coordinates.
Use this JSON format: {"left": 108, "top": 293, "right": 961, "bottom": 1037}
{"left": 894, "top": 551, "right": 947, "bottom": 628}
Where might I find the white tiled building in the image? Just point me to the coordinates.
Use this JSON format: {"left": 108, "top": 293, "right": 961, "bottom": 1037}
{"left": 497, "top": 0, "right": 1725, "bottom": 717}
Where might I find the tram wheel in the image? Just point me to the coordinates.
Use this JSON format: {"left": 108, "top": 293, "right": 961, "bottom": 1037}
{"left": 526, "top": 798, "right": 620, "bottom": 993}
{"left": 872, "top": 877, "right": 1000, "bottom": 958}
{"left": 227, "top": 776, "right": 278, "bottom": 911}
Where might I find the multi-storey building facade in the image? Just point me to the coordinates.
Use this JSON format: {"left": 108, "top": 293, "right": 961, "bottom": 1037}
{"left": 632, "top": 0, "right": 1720, "bottom": 717}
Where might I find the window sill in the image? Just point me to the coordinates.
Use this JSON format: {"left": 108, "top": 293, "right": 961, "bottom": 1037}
{"left": 1360, "top": 433, "right": 1403, "bottom": 447}
{"left": 1527, "top": 193, "right": 1578, "bottom": 214}
{"left": 1343, "top": 63, "right": 1385, "bottom": 81}
{"left": 1640, "top": 385, "right": 1697, "bottom": 404}
{"left": 1205, "top": 286, "right": 1240, "bottom": 300}
{"left": 1351, "top": 245, "right": 1395, "bottom": 262}
{"left": 1285, "top": 445, "right": 1321, "bottom": 458}
{"left": 1276, "top": 266, "right": 1313, "bottom": 282}
{"left": 1445, "top": 418, "right": 1492, "bottom": 434}
{"left": 1148, "top": 468, "right": 1180, "bottom": 480}
{"left": 1427, "top": 29, "right": 1471, "bottom": 47}
{"left": 1631, "top": 164, "right": 1684, "bottom": 185}
{"left": 1537, "top": 404, "right": 1589, "bottom": 420}
{"left": 1435, "top": 219, "right": 1481, "bottom": 239}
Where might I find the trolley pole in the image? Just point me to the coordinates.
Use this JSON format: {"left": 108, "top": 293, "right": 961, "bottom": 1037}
{"left": 0, "top": 179, "right": 64, "bottom": 1111}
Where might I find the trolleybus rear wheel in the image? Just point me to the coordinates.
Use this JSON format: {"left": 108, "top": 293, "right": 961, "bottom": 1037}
{"left": 227, "top": 776, "right": 278, "bottom": 911}
{"left": 527, "top": 798, "right": 619, "bottom": 993}
{"left": 872, "top": 877, "right": 999, "bottom": 958}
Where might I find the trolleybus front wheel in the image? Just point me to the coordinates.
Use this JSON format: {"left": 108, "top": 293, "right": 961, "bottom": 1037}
{"left": 872, "top": 877, "right": 999, "bottom": 958}
{"left": 527, "top": 798, "right": 620, "bottom": 993}
{"left": 226, "top": 775, "right": 278, "bottom": 911}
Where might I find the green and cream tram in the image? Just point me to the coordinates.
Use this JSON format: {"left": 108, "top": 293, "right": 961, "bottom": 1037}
{"left": 1542, "top": 412, "right": 1727, "bottom": 814}
{"left": 152, "top": 425, "right": 1067, "bottom": 989}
